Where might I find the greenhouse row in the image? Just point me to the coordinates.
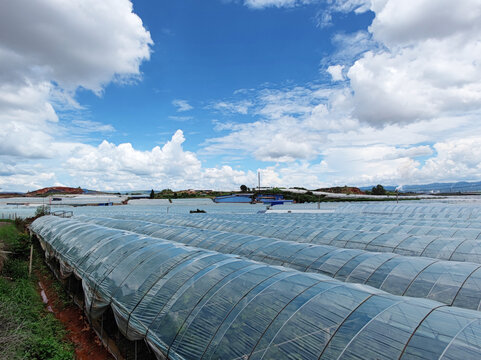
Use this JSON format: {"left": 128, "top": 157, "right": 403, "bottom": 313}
{"left": 336, "top": 203, "right": 481, "bottom": 219}
{"left": 77, "top": 215, "right": 481, "bottom": 311}
{"left": 31, "top": 215, "right": 481, "bottom": 359}
{"left": 103, "top": 213, "right": 481, "bottom": 263}
{"left": 90, "top": 207, "right": 481, "bottom": 234}
{"left": 182, "top": 212, "right": 481, "bottom": 231}
{"left": 111, "top": 213, "right": 481, "bottom": 239}
{"left": 110, "top": 212, "right": 481, "bottom": 239}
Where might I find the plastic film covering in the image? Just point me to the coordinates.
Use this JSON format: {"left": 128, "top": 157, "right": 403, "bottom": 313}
{"left": 106, "top": 213, "right": 481, "bottom": 264}
{"left": 108, "top": 206, "right": 481, "bottom": 228}
{"left": 336, "top": 202, "right": 481, "bottom": 219}
{"left": 76, "top": 215, "right": 481, "bottom": 311}
{"left": 31, "top": 215, "right": 481, "bottom": 360}
{"left": 67, "top": 200, "right": 481, "bottom": 223}
{"left": 107, "top": 211, "right": 481, "bottom": 239}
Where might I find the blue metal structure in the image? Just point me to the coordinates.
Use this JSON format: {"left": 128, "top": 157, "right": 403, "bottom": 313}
{"left": 255, "top": 194, "right": 294, "bottom": 205}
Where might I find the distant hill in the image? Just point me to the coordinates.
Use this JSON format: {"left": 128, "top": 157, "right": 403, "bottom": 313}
{"left": 360, "top": 181, "right": 481, "bottom": 194}
{"left": 26, "top": 186, "right": 84, "bottom": 196}
{"left": 25, "top": 186, "right": 112, "bottom": 197}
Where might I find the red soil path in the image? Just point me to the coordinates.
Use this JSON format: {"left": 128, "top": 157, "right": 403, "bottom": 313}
{"left": 36, "top": 270, "right": 113, "bottom": 360}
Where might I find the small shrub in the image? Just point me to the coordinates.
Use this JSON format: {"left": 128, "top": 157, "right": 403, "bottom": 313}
{"left": 14, "top": 217, "right": 28, "bottom": 232}
{"left": 24, "top": 335, "right": 73, "bottom": 360}
{"left": 11, "top": 234, "right": 32, "bottom": 259}
{"left": 35, "top": 206, "right": 51, "bottom": 217}
{"left": 3, "top": 258, "right": 29, "bottom": 279}
{"left": 0, "top": 223, "right": 19, "bottom": 248}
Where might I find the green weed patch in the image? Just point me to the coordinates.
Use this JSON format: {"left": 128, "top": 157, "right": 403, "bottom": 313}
{"left": 0, "top": 222, "right": 74, "bottom": 360}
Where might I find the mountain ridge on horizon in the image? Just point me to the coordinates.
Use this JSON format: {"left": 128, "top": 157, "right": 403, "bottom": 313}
{"left": 3, "top": 180, "right": 481, "bottom": 195}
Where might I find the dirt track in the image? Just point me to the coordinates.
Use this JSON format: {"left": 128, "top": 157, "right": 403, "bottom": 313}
{"left": 36, "top": 270, "right": 113, "bottom": 360}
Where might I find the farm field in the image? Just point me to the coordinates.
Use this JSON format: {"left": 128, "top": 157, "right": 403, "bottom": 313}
{"left": 23, "top": 199, "right": 481, "bottom": 359}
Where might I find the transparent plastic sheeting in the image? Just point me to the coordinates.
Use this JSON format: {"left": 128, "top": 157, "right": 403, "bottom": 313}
{"left": 61, "top": 200, "right": 481, "bottom": 220}
{"left": 142, "top": 202, "right": 477, "bottom": 218}
{"left": 31, "top": 216, "right": 481, "bottom": 360}
{"left": 77, "top": 215, "right": 481, "bottom": 311}
{"left": 107, "top": 213, "right": 481, "bottom": 264}
{"left": 232, "top": 212, "right": 481, "bottom": 232}
{"left": 336, "top": 203, "right": 481, "bottom": 219}
{"left": 190, "top": 212, "right": 481, "bottom": 234}
{"left": 111, "top": 212, "right": 481, "bottom": 240}
{"left": 73, "top": 202, "right": 267, "bottom": 215}
{"left": 0, "top": 205, "right": 39, "bottom": 219}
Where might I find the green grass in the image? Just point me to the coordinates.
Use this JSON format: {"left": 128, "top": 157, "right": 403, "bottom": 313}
{"left": 0, "top": 221, "right": 75, "bottom": 360}
{"left": 0, "top": 221, "right": 20, "bottom": 248}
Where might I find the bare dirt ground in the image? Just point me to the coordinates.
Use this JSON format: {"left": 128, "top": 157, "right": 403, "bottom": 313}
{"left": 36, "top": 270, "right": 113, "bottom": 360}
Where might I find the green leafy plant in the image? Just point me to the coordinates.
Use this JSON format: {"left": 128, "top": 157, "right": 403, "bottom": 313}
{"left": 35, "top": 206, "right": 51, "bottom": 217}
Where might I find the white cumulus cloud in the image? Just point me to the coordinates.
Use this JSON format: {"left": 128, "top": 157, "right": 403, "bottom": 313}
{"left": 0, "top": 0, "right": 152, "bottom": 93}
{"left": 327, "top": 65, "right": 345, "bottom": 81}
{"left": 172, "top": 99, "right": 193, "bottom": 112}
{"left": 67, "top": 130, "right": 201, "bottom": 184}
{"left": 0, "top": 0, "right": 152, "bottom": 190}
{"left": 65, "top": 130, "right": 261, "bottom": 191}
{"left": 348, "top": 0, "right": 481, "bottom": 126}
{"left": 208, "top": 0, "right": 481, "bottom": 187}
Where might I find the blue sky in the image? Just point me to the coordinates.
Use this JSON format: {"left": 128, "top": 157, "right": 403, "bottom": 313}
{"left": 1, "top": 0, "right": 481, "bottom": 191}
{"left": 77, "top": 1, "right": 372, "bottom": 151}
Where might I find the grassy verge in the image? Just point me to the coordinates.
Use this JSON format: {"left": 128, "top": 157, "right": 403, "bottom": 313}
{"left": 0, "top": 221, "right": 74, "bottom": 360}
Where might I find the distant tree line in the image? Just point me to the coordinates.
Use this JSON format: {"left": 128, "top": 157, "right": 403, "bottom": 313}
{"left": 364, "top": 184, "right": 400, "bottom": 196}
{"left": 147, "top": 184, "right": 410, "bottom": 203}
{"left": 371, "top": 184, "right": 386, "bottom": 195}
{"left": 149, "top": 189, "right": 231, "bottom": 200}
